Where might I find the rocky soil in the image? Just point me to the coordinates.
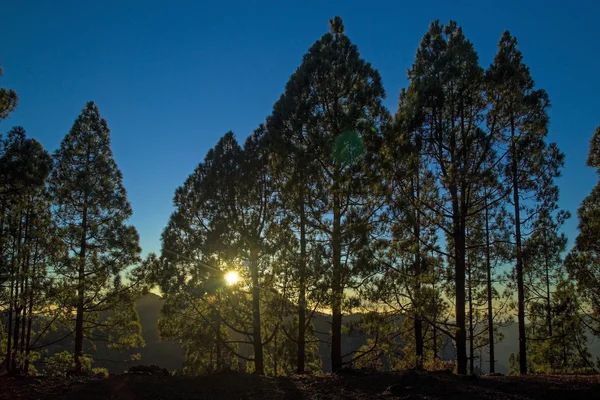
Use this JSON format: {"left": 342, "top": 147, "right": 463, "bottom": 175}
{"left": 1, "top": 370, "right": 599, "bottom": 399}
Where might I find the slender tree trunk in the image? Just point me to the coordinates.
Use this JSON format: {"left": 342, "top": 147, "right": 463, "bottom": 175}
{"left": 215, "top": 310, "right": 222, "bottom": 371}
{"left": 468, "top": 255, "right": 474, "bottom": 375}
{"left": 6, "top": 246, "right": 14, "bottom": 371}
{"left": 6, "top": 216, "right": 18, "bottom": 372}
{"left": 414, "top": 318, "right": 424, "bottom": 369}
{"left": 24, "top": 241, "right": 38, "bottom": 375}
{"left": 0, "top": 201, "right": 6, "bottom": 370}
{"left": 250, "top": 247, "right": 264, "bottom": 375}
{"left": 433, "top": 325, "right": 438, "bottom": 360}
{"left": 19, "top": 280, "right": 27, "bottom": 369}
{"left": 414, "top": 178, "right": 424, "bottom": 370}
{"left": 512, "top": 120, "right": 527, "bottom": 375}
{"left": 543, "top": 231, "right": 552, "bottom": 337}
{"left": 453, "top": 193, "right": 468, "bottom": 374}
{"left": 485, "top": 198, "right": 495, "bottom": 374}
{"left": 479, "top": 348, "right": 483, "bottom": 374}
{"left": 11, "top": 212, "right": 23, "bottom": 372}
{"left": 297, "top": 187, "right": 307, "bottom": 373}
{"left": 74, "top": 204, "right": 87, "bottom": 372}
{"left": 19, "top": 209, "right": 31, "bottom": 370}
{"left": 274, "top": 325, "right": 278, "bottom": 376}
{"left": 331, "top": 188, "right": 343, "bottom": 373}
{"left": 432, "top": 256, "right": 439, "bottom": 361}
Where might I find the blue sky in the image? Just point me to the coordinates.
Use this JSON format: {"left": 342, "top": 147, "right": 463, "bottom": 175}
{"left": 1, "top": 0, "right": 598, "bottom": 256}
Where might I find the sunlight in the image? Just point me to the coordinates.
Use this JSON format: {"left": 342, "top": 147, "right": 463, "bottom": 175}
{"left": 224, "top": 271, "right": 240, "bottom": 286}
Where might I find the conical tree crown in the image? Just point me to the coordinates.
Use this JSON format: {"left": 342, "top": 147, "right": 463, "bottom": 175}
{"left": 52, "top": 101, "right": 131, "bottom": 217}
{"left": 329, "top": 16, "right": 345, "bottom": 35}
{"left": 0, "top": 63, "right": 18, "bottom": 120}
{"left": 486, "top": 30, "right": 534, "bottom": 98}
{"left": 51, "top": 100, "right": 140, "bottom": 272}
{"left": 0, "top": 126, "right": 52, "bottom": 191}
{"left": 279, "top": 18, "right": 387, "bottom": 164}
{"left": 587, "top": 126, "right": 600, "bottom": 171}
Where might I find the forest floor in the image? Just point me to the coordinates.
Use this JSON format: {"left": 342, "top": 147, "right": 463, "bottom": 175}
{"left": 1, "top": 369, "right": 599, "bottom": 400}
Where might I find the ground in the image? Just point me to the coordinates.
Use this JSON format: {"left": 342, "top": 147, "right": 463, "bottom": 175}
{"left": 1, "top": 370, "right": 599, "bottom": 399}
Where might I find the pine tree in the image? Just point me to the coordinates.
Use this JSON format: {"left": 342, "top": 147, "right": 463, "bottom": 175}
{"left": 49, "top": 101, "right": 142, "bottom": 371}
{"left": 519, "top": 279, "right": 594, "bottom": 374}
{"left": 480, "top": 190, "right": 511, "bottom": 374}
{"left": 465, "top": 223, "right": 486, "bottom": 374}
{"left": 160, "top": 129, "right": 285, "bottom": 375}
{"left": 267, "top": 42, "right": 339, "bottom": 373}
{"left": 486, "top": 31, "right": 563, "bottom": 374}
{"left": 159, "top": 133, "right": 253, "bottom": 374}
{"left": 0, "top": 127, "right": 54, "bottom": 373}
{"left": 266, "top": 16, "right": 388, "bottom": 372}
{"left": 566, "top": 126, "right": 600, "bottom": 336}
{"left": 0, "top": 68, "right": 59, "bottom": 375}
{"left": 523, "top": 208, "right": 569, "bottom": 339}
{"left": 379, "top": 104, "right": 443, "bottom": 369}
{"left": 401, "top": 20, "right": 493, "bottom": 374}
{"left": 0, "top": 62, "right": 18, "bottom": 120}
{"left": 235, "top": 127, "right": 282, "bottom": 375}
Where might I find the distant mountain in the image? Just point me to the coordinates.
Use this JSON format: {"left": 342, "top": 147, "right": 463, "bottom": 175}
{"left": 32, "top": 293, "right": 600, "bottom": 374}
{"left": 58, "top": 293, "right": 186, "bottom": 374}
{"left": 482, "top": 323, "right": 600, "bottom": 374}
{"left": 115, "top": 294, "right": 456, "bottom": 373}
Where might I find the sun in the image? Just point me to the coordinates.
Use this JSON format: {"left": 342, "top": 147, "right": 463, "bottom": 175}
{"left": 224, "top": 271, "right": 240, "bottom": 286}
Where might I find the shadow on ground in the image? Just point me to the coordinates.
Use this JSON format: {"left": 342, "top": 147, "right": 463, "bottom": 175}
{"left": 1, "top": 370, "right": 599, "bottom": 399}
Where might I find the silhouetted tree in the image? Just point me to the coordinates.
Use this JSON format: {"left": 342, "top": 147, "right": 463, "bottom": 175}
{"left": 50, "top": 102, "right": 142, "bottom": 371}
{"left": 0, "top": 62, "right": 18, "bottom": 120}
{"left": 486, "top": 31, "right": 563, "bottom": 374}
{"left": 266, "top": 16, "right": 388, "bottom": 372}
{"left": 567, "top": 126, "right": 600, "bottom": 337}
{"left": 0, "top": 127, "right": 54, "bottom": 373}
{"left": 400, "top": 20, "right": 493, "bottom": 374}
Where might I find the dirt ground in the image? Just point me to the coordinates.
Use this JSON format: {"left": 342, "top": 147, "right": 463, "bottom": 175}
{"left": 1, "top": 370, "right": 599, "bottom": 400}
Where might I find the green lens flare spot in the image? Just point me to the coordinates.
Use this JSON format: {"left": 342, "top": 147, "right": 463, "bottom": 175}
{"left": 334, "top": 131, "right": 365, "bottom": 166}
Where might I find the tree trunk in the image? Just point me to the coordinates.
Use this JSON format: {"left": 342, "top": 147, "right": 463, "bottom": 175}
{"left": 331, "top": 191, "right": 343, "bottom": 373}
{"left": 414, "top": 178, "right": 424, "bottom": 369}
{"left": 512, "top": 120, "right": 527, "bottom": 375}
{"left": 6, "top": 250, "right": 14, "bottom": 371}
{"left": 297, "top": 187, "right": 307, "bottom": 373}
{"left": 543, "top": 231, "right": 552, "bottom": 337}
{"left": 415, "top": 318, "right": 424, "bottom": 369}
{"left": 0, "top": 201, "right": 7, "bottom": 371}
{"left": 273, "top": 325, "right": 278, "bottom": 376}
{"left": 453, "top": 200, "right": 467, "bottom": 375}
{"left": 250, "top": 247, "right": 264, "bottom": 375}
{"left": 468, "top": 255, "right": 474, "bottom": 375}
{"left": 479, "top": 348, "right": 483, "bottom": 374}
{"left": 215, "top": 310, "right": 222, "bottom": 371}
{"left": 11, "top": 212, "right": 23, "bottom": 372}
{"left": 24, "top": 241, "right": 38, "bottom": 375}
{"left": 484, "top": 199, "right": 495, "bottom": 374}
{"left": 74, "top": 204, "right": 87, "bottom": 372}
{"left": 19, "top": 209, "right": 31, "bottom": 370}
{"left": 433, "top": 324, "right": 438, "bottom": 360}
{"left": 432, "top": 256, "right": 439, "bottom": 362}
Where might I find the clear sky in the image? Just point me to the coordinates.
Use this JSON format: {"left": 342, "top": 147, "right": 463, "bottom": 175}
{"left": 1, "top": 0, "right": 598, "bottom": 256}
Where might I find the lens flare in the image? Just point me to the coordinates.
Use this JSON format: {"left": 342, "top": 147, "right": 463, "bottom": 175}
{"left": 224, "top": 271, "right": 240, "bottom": 286}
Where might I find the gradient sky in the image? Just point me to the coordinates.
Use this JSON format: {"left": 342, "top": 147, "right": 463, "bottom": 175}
{"left": 1, "top": 0, "right": 598, "bottom": 256}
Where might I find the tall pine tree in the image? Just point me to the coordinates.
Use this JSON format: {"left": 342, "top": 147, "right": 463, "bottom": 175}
{"left": 486, "top": 31, "right": 563, "bottom": 374}
{"left": 567, "top": 126, "right": 600, "bottom": 337}
{"left": 401, "top": 21, "right": 493, "bottom": 374}
{"left": 50, "top": 101, "right": 142, "bottom": 371}
{"left": 267, "top": 16, "right": 388, "bottom": 372}
{"left": 0, "top": 62, "right": 18, "bottom": 120}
